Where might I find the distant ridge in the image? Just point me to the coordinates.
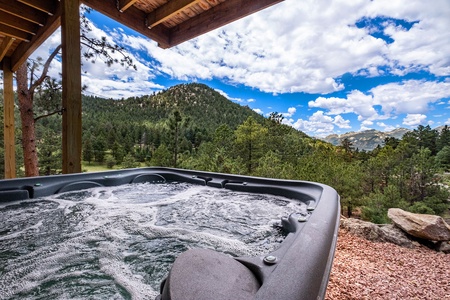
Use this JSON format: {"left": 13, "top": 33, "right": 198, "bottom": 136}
{"left": 322, "top": 128, "right": 410, "bottom": 151}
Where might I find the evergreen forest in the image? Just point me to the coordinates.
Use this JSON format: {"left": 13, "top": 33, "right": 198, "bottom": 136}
{"left": 1, "top": 83, "right": 449, "bottom": 223}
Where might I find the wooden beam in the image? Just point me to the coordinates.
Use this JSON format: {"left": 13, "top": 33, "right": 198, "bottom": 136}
{"left": 3, "top": 58, "right": 16, "bottom": 178}
{"left": 168, "top": 0, "right": 284, "bottom": 47}
{"left": 146, "top": 0, "right": 200, "bottom": 29}
{"left": 81, "top": 0, "right": 170, "bottom": 48}
{"left": 17, "top": 0, "right": 56, "bottom": 15}
{"left": 10, "top": 2, "right": 61, "bottom": 71}
{"left": 0, "top": 10, "right": 39, "bottom": 35}
{"left": 61, "top": 0, "right": 82, "bottom": 174}
{"left": 0, "top": 23, "right": 31, "bottom": 41}
{"left": 117, "top": 0, "right": 139, "bottom": 13}
{"left": 0, "top": 0, "right": 47, "bottom": 26}
{"left": 0, "top": 37, "right": 15, "bottom": 61}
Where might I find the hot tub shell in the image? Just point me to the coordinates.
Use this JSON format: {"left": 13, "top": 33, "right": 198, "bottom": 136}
{"left": 0, "top": 167, "right": 340, "bottom": 300}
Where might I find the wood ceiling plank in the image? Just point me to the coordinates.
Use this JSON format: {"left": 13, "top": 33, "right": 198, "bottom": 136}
{"left": 0, "top": 24, "right": 31, "bottom": 41}
{"left": 0, "top": 37, "right": 15, "bottom": 61}
{"left": 146, "top": 0, "right": 200, "bottom": 29}
{"left": 17, "top": 0, "right": 56, "bottom": 15}
{"left": 168, "top": 0, "right": 284, "bottom": 47}
{"left": 0, "top": 0, "right": 47, "bottom": 25}
{"left": 0, "top": 10, "right": 38, "bottom": 35}
{"left": 10, "top": 1, "right": 61, "bottom": 71}
{"left": 118, "top": 0, "right": 139, "bottom": 13}
{"left": 81, "top": 0, "right": 170, "bottom": 48}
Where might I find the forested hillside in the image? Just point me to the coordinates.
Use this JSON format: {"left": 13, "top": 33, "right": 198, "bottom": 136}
{"left": 1, "top": 83, "right": 449, "bottom": 223}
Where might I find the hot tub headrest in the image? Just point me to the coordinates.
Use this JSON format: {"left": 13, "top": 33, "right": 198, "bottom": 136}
{"left": 158, "top": 248, "right": 260, "bottom": 300}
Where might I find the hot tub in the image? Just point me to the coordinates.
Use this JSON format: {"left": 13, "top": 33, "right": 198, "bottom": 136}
{"left": 0, "top": 167, "right": 340, "bottom": 300}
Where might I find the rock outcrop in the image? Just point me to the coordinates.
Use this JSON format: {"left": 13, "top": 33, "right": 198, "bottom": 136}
{"left": 387, "top": 208, "right": 450, "bottom": 241}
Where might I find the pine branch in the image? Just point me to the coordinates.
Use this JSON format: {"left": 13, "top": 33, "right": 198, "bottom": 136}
{"left": 34, "top": 108, "right": 64, "bottom": 122}
{"left": 30, "top": 45, "right": 62, "bottom": 93}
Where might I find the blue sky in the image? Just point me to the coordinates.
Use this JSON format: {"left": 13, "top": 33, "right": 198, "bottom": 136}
{"left": 31, "top": 0, "right": 450, "bottom": 137}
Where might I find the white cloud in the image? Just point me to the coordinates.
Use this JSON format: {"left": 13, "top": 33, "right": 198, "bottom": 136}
{"left": 288, "top": 107, "right": 297, "bottom": 115}
{"left": 360, "top": 120, "right": 374, "bottom": 131}
{"left": 403, "top": 114, "right": 427, "bottom": 126}
{"left": 253, "top": 108, "right": 264, "bottom": 114}
{"left": 309, "top": 90, "right": 379, "bottom": 120}
{"left": 333, "top": 115, "right": 351, "bottom": 129}
{"left": 377, "top": 122, "right": 397, "bottom": 131}
{"left": 214, "top": 89, "right": 245, "bottom": 102}
{"left": 282, "top": 107, "right": 297, "bottom": 117}
{"left": 285, "top": 111, "right": 350, "bottom": 137}
{"left": 309, "top": 79, "right": 450, "bottom": 124}
{"left": 29, "top": 23, "right": 165, "bottom": 99}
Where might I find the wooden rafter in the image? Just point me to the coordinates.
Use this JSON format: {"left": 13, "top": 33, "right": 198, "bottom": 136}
{"left": 0, "top": 10, "right": 38, "bottom": 35}
{"left": 0, "top": 37, "right": 14, "bottom": 62}
{"left": 118, "top": 0, "right": 139, "bottom": 13}
{"left": 168, "top": 0, "right": 284, "bottom": 47}
{"left": 17, "top": 0, "right": 56, "bottom": 16}
{"left": 81, "top": 0, "right": 170, "bottom": 48}
{"left": 146, "top": 0, "right": 200, "bottom": 29}
{"left": 11, "top": 1, "right": 61, "bottom": 71}
{"left": 0, "top": 0, "right": 47, "bottom": 26}
{"left": 0, "top": 24, "right": 30, "bottom": 42}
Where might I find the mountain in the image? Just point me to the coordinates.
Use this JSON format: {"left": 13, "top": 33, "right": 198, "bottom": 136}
{"left": 322, "top": 128, "right": 411, "bottom": 151}
{"left": 82, "top": 83, "right": 266, "bottom": 134}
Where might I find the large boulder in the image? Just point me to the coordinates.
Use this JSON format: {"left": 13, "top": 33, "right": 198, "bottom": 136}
{"left": 388, "top": 208, "right": 450, "bottom": 241}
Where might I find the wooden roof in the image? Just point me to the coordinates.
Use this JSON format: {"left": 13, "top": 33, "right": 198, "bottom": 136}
{"left": 0, "top": 0, "right": 283, "bottom": 72}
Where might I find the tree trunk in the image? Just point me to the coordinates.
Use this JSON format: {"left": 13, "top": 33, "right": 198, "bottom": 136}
{"left": 17, "top": 63, "right": 39, "bottom": 177}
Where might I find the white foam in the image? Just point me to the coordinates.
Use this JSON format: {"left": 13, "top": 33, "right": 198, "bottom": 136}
{"left": 0, "top": 182, "right": 298, "bottom": 299}
{"left": 98, "top": 241, "right": 159, "bottom": 300}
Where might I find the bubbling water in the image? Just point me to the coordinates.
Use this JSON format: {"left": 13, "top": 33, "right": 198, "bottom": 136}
{"left": 0, "top": 182, "right": 303, "bottom": 300}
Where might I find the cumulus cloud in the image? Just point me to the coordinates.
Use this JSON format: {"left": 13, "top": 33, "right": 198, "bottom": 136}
{"left": 309, "top": 79, "right": 450, "bottom": 123}
{"left": 282, "top": 107, "right": 297, "bottom": 117}
{"left": 286, "top": 111, "right": 351, "bottom": 137}
{"left": 29, "top": 23, "right": 164, "bottom": 98}
{"left": 377, "top": 122, "right": 397, "bottom": 131}
{"left": 333, "top": 115, "right": 352, "bottom": 129}
{"left": 253, "top": 108, "right": 264, "bottom": 115}
{"left": 403, "top": 114, "right": 427, "bottom": 126}
{"left": 214, "top": 89, "right": 245, "bottom": 103}
{"left": 309, "top": 90, "right": 379, "bottom": 120}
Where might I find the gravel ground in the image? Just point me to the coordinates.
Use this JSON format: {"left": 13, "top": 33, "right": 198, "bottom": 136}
{"left": 325, "top": 229, "right": 450, "bottom": 300}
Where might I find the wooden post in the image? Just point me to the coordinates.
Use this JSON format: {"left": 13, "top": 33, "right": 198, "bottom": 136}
{"left": 2, "top": 58, "right": 16, "bottom": 178}
{"left": 61, "top": 0, "right": 82, "bottom": 174}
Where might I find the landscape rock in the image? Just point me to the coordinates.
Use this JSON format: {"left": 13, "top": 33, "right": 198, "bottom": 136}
{"left": 435, "top": 241, "right": 450, "bottom": 254}
{"left": 387, "top": 208, "right": 450, "bottom": 241}
{"left": 340, "top": 217, "right": 414, "bottom": 248}
{"left": 378, "top": 224, "right": 415, "bottom": 248}
{"left": 340, "top": 217, "right": 382, "bottom": 241}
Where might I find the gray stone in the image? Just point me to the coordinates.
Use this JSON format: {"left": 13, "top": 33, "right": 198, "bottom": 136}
{"left": 378, "top": 224, "right": 415, "bottom": 248}
{"left": 340, "top": 217, "right": 415, "bottom": 248}
{"left": 435, "top": 241, "right": 450, "bottom": 254}
{"left": 388, "top": 208, "right": 450, "bottom": 241}
{"left": 340, "top": 217, "right": 383, "bottom": 241}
